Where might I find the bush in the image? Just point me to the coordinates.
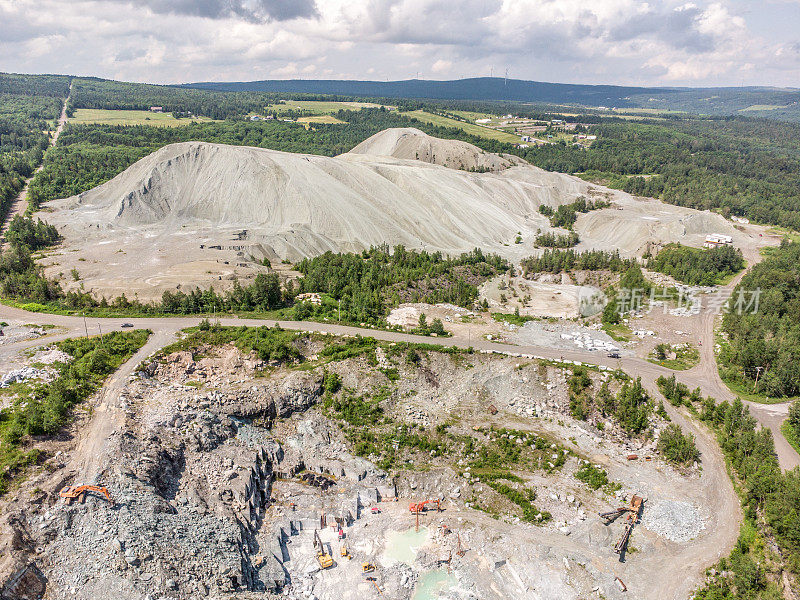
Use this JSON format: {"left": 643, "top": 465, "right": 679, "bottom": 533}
{"left": 323, "top": 370, "right": 342, "bottom": 394}
{"left": 574, "top": 463, "right": 609, "bottom": 490}
{"left": 657, "top": 424, "right": 700, "bottom": 466}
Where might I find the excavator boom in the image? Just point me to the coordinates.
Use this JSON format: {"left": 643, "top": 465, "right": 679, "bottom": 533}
{"left": 59, "top": 485, "right": 114, "bottom": 506}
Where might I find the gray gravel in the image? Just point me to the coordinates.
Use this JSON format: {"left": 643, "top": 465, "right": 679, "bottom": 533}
{"left": 641, "top": 500, "right": 706, "bottom": 543}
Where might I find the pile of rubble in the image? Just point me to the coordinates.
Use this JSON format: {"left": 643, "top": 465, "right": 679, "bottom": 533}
{"left": 0, "top": 367, "right": 46, "bottom": 388}
{"left": 641, "top": 500, "right": 707, "bottom": 543}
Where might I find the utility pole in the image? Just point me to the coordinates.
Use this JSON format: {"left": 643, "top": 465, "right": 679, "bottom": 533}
{"left": 82, "top": 314, "right": 88, "bottom": 339}
{"left": 753, "top": 366, "right": 764, "bottom": 392}
{"left": 338, "top": 299, "right": 341, "bottom": 324}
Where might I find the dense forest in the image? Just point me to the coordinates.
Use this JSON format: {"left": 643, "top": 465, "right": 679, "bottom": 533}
{"left": 27, "top": 108, "right": 500, "bottom": 206}
{"left": 67, "top": 78, "right": 284, "bottom": 120}
{"left": 534, "top": 232, "right": 580, "bottom": 248}
{"left": 647, "top": 243, "right": 745, "bottom": 286}
{"left": 720, "top": 241, "right": 800, "bottom": 397}
{"left": 521, "top": 249, "right": 635, "bottom": 275}
{"left": 22, "top": 73, "right": 800, "bottom": 234}
{"left": 296, "top": 245, "right": 508, "bottom": 324}
{"left": 519, "top": 119, "right": 800, "bottom": 232}
{"left": 538, "top": 197, "right": 609, "bottom": 230}
{"left": 698, "top": 398, "right": 800, "bottom": 591}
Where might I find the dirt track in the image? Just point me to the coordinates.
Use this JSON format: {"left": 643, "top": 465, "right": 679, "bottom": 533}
{"left": 0, "top": 86, "right": 70, "bottom": 247}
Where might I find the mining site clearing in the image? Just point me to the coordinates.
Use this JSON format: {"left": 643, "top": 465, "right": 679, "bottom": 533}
{"left": 0, "top": 329, "right": 736, "bottom": 600}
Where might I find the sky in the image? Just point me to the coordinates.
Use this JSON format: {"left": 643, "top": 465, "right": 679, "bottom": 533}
{"left": 1, "top": 0, "right": 799, "bottom": 88}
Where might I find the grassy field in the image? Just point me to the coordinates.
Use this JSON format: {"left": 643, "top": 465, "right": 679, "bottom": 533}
{"left": 297, "top": 115, "right": 346, "bottom": 124}
{"left": 401, "top": 110, "right": 521, "bottom": 143}
{"left": 265, "top": 100, "right": 393, "bottom": 114}
{"left": 739, "top": 105, "right": 783, "bottom": 112}
{"left": 70, "top": 109, "right": 216, "bottom": 127}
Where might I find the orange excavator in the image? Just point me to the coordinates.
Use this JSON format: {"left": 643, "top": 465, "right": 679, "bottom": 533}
{"left": 408, "top": 499, "right": 441, "bottom": 514}
{"left": 59, "top": 485, "right": 115, "bottom": 506}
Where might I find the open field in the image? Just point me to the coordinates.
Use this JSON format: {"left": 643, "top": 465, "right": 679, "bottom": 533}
{"left": 69, "top": 108, "right": 216, "bottom": 127}
{"left": 297, "top": 114, "right": 346, "bottom": 124}
{"left": 400, "top": 110, "right": 522, "bottom": 143}
{"left": 265, "top": 100, "right": 393, "bottom": 114}
{"left": 739, "top": 104, "right": 784, "bottom": 112}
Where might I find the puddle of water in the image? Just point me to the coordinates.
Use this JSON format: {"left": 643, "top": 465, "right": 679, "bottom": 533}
{"left": 383, "top": 526, "right": 430, "bottom": 565}
{"left": 412, "top": 569, "right": 457, "bottom": 600}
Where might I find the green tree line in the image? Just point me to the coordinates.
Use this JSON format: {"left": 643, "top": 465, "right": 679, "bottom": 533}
{"left": 647, "top": 243, "right": 745, "bottom": 286}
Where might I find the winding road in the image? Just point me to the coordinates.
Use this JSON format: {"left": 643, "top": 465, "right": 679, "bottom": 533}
{"left": 0, "top": 301, "right": 758, "bottom": 600}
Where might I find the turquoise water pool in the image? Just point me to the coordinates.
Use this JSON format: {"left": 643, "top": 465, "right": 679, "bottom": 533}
{"left": 412, "top": 569, "right": 457, "bottom": 600}
{"left": 383, "top": 526, "right": 430, "bottom": 565}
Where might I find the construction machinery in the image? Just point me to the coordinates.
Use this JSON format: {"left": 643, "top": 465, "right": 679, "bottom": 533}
{"left": 313, "top": 530, "right": 334, "bottom": 569}
{"left": 408, "top": 499, "right": 441, "bottom": 514}
{"left": 362, "top": 562, "right": 375, "bottom": 574}
{"left": 599, "top": 495, "right": 644, "bottom": 556}
{"left": 59, "top": 485, "right": 114, "bottom": 506}
{"left": 340, "top": 545, "right": 351, "bottom": 560}
{"left": 456, "top": 533, "right": 466, "bottom": 558}
{"left": 366, "top": 576, "right": 385, "bottom": 597}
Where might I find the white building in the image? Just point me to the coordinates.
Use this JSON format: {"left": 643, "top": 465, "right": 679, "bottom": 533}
{"left": 704, "top": 234, "right": 733, "bottom": 248}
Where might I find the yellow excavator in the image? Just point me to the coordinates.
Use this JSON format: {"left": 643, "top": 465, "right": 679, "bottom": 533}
{"left": 314, "top": 530, "right": 334, "bottom": 569}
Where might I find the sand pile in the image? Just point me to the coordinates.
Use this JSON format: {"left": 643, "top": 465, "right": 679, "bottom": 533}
{"left": 348, "top": 127, "right": 524, "bottom": 171}
{"left": 37, "top": 129, "right": 756, "bottom": 300}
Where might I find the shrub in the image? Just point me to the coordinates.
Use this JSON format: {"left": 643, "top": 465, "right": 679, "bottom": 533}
{"left": 657, "top": 424, "right": 700, "bottom": 466}
{"left": 574, "top": 463, "right": 609, "bottom": 490}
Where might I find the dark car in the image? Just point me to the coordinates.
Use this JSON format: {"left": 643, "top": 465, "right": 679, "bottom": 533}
{"left": 607, "top": 351, "right": 620, "bottom": 359}
{"left": 121, "top": 323, "right": 134, "bottom": 328}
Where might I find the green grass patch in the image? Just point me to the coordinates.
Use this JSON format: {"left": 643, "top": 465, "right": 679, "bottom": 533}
{"left": 574, "top": 462, "right": 621, "bottom": 494}
{"left": 648, "top": 344, "right": 700, "bottom": 371}
{"left": 491, "top": 312, "right": 538, "bottom": 326}
{"left": 781, "top": 420, "right": 800, "bottom": 456}
{"left": 400, "top": 110, "right": 521, "bottom": 143}
{"left": 602, "top": 322, "right": 632, "bottom": 342}
{"left": 69, "top": 108, "right": 216, "bottom": 127}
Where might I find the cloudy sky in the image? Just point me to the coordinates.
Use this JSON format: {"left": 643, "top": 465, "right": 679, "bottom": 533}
{"left": 1, "top": 0, "right": 798, "bottom": 87}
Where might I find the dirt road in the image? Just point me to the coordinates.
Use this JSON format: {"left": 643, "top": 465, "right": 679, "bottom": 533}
{"left": 0, "top": 85, "right": 70, "bottom": 246}
{"left": 1, "top": 298, "right": 797, "bottom": 474}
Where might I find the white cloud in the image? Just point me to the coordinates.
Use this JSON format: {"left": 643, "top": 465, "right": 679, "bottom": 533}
{"left": 0, "top": 0, "right": 797, "bottom": 86}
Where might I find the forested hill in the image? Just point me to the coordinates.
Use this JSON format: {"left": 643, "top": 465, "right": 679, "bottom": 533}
{"left": 181, "top": 77, "right": 676, "bottom": 106}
